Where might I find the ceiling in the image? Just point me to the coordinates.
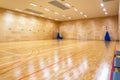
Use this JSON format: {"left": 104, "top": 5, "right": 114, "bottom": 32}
{"left": 0, "top": 0, "right": 119, "bottom": 21}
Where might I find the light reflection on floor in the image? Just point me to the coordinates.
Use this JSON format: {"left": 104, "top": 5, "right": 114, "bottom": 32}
{"left": 0, "top": 40, "right": 116, "bottom": 80}
{"left": 94, "top": 62, "right": 110, "bottom": 80}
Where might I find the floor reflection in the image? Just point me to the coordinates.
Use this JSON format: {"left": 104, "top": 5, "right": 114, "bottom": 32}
{"left": 78, "top": 58, "right": 88, "bottom": 74}
{"left": 94, "top": 62, "right": 110, "bottom": 80}
{"left": 0, "top": 41, "right": 115, "bottom": 80}
{"left": 104, "top": 41, "right": 110, "bottom": 49}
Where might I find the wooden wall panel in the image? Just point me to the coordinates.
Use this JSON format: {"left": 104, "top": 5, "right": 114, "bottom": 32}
{"left": 0, "top": 8, "right": 58, "bottom": 42}
{"left": 118, "top": 0, "right": 120, "bottom": 40}
{"left": 59, "top": 16, "right": 118, "bottom": 40}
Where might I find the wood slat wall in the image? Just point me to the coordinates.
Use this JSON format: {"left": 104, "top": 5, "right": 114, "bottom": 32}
{"left": 0, "top": 8, "right": 58, "bottom": 42}
{"left": 59, "top": 16, "right": 118, "bottom": 40}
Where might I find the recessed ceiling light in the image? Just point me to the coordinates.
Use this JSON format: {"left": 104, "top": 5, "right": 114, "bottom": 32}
{"left": 30, "top": 3, "right": 37, "bottom": 7}
{"left": 84, "top": 15, "right": 87, "bottom": 18}
{"left": 29, "top": 12, "right": 34, "bottom": 14}
{"left": 44, "top": 8, "right": 50, "bottom": 11}
{"left": 55, "top": 19, "right": 58, "bottom": 20}
{"left": 65, "top": 3, "right": 71, "bottom": 7}
{"left": 15, "top": 8, "right": 22, "bottom": 11}
{"left": 80, "top": 12, "right": 83, "bottom": 15}
{"left": 54, "top": 12, "right": 59, "bottom": 15}
{"left": 40, "top": 15, "right": 44, "bottom": 17}
{"left": 68, "top": 17, "right": 71, "bottom": 19}
{"left": 62, "top": 15, "right": 66, "bottom": 17}
{"left": 103, "top": 8, "right": 106, "bottom": 11}
{"left": 74, "top": 8, "right": 78, "bottom": 12}
{"left": 105, "top": 12, "right": 108, "bottom": 15}
{"left": 100, "top": 3, "right": 104, "bottom": 7}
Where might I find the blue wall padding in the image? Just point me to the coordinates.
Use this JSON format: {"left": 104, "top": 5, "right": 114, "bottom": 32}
{"left": 104, "top": 31, "right": 111, "bottom": 41}
{"left": 57, "top": 32, "right": 61, "bottom": 39}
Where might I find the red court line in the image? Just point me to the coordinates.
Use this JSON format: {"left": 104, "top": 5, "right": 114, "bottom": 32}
{"left": 58, "top": 43, "right": 118, "bottom": 79}
{"left": 18, "top": 48, "right": 89, "bottom": 80}
{"left": 0, "top": 61, "right": 21, "bottom": 70}
{"left": 110, "top": 42, "right": 116, "bottom": 80}
{"left": 0, "top": 53, "right": 32, "bottom": 70}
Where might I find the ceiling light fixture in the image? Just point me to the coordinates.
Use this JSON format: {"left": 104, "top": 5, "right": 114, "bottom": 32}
{"left": 30, "top": 3, "right": 37, "bottom": 7}
{"left": 44, "top": 8, "right": 50, "bottom": 11}
{"left": 105, "top": 12, "right": 108, "bottom": 15}
{"left": 65, "top": 3, "right": 71, "bottom": 7}
{"left": 100, "top": 3, "right": 108, "bottom": 15}
{"left": 29, "top": 12, "right": 34, "bottom": 14}
{"left": 40, "top": 15, "right": 44, "bottom": 17}
{"left": 100, "top": 3, "right": 104, "bottom": 7}
{"left": 55, "top": 19, "right": 58, "bottom": 20}
{"left": 15, "top": 8, "right": 22, "bottom": 11}
{"left": 74, "top": 8, "right": 78, "bottom": 11}
{"left": 80, "top": 12, "right": 83, "bottom": 15}
{"left": 84, "top": 15, "right": 87, "bottom": 18}
{"left": 68, "top": 17, "right": 71, "bottom": 19}
{"left": 103, "top": 8, "right": 106, "bottom": 11}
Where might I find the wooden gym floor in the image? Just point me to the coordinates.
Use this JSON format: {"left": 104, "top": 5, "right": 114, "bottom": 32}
{"left": 0, "top": 40, "right": 118, "bottom": 80}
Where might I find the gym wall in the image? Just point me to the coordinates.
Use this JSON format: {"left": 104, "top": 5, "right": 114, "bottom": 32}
{"left": 59, "top": 16, "right": 118, "bottom": 40}
{"left": 0, "top": 8, "right": 58, "bottom": 42}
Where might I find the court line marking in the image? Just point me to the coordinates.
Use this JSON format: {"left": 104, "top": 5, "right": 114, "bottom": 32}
{"left": 0, "top": 47, "right": 88, "bottom": 79}
{"left": 0, "top": 42, "right": 59, "bottom": 57}
{"left": 110, "top": 42, "right": 116, "bottom": 80}
{"left": 0, "top": 41, "right": 79, "bottom": 63}
{"left": 57, "top": 43, "right": 117, "bottom": 80}
{"left": 0, "top": 41, "right": 114, "bottom": 79}
{"left": 0, "top": 52, "right": 32, "bottom": 67}
{"left": 0, "top": 53, "right": 34, "bottom": 75}
{"left": 18, "top": 42, "right": 115, "bottom": 80}
{"left": 0, "top": 44, "right": 78, "bottom": 75}
{"left": 0, "top": 55, "right": 18, "bottom": 60}
{"left": 0, "top": 61, "right": 21, "bottom": 74}
{"left": 0, "top": 60, "right": 21, "bottom": 68}
{"left": 0, "top": 44, "right": 75, "bottom": 67}
{"left": 51, "top": 59, "right": 80, "bottom": 78}
{"left": 0, "top": 50, "right": 21, "bottom": 56}
{"left": 0, "top": 43, "right": 76, "bottom": 59}
{"left": 0, "top": 43, "right": 87, "bottom": 78}
{"left": 18, "top": 48, "right": 89, "bottom": 80}
{"left": 0, "top": 45, "right": 83, "bottom": 74}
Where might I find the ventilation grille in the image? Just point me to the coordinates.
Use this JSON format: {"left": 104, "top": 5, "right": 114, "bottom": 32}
{"left": 24, "top": 9, "right": 43, "bottom": 14}
{"left": 49, "top": 0, "right": 69, "bottom": 10}
{"left": 103, "top": 0, "right": 113, "bottom": 2}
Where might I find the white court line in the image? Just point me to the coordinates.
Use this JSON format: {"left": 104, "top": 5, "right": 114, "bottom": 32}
{"left": 0, "top": 42, "right": 76, "bottom": 58}
{"left": 0, "top": 41, "right": 86, "bottom": 79}
{"left": 0, "top": 47, "right": 89, "bottom": 80}
{"left": 0, "top": 42, "right": 84, "bottom": 68}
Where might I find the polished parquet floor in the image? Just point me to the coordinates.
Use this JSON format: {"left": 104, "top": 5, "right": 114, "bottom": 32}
{"left": 0, "top": 40, "right": 117, "bottom": 80}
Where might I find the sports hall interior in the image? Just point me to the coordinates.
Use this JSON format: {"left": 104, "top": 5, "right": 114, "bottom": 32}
{"left": 0, "top": 0, "right": 119, "bottom": 80}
